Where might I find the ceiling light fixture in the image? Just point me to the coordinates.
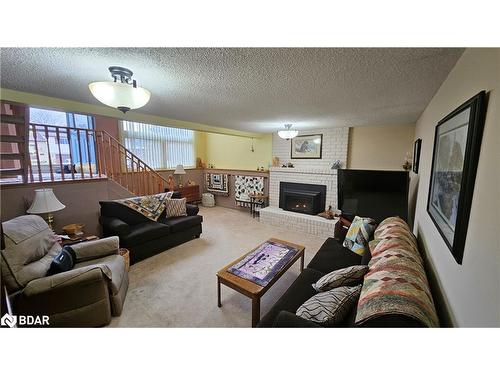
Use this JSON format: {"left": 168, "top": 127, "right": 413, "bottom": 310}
{"left": 278, "top": 124, "right": 299, "bottom": 140}
{"left": 89, "top": 66, "right": 151, "bottom": 113}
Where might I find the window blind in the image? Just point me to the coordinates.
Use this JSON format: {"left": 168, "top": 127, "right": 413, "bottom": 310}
{"left": 120, "top": 121, "right": 195, "bottom": 170}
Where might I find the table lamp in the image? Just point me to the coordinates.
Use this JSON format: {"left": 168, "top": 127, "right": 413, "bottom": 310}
{"left": 174, "top": 164, "right": 186, "bottom": 188}
{"left": 27, "top": 188, "right": 65, "bottom": 230}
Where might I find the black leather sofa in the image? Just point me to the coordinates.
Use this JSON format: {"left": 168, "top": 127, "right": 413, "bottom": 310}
{"left": 99, "top": 197, "right": 202, "bottom": 264}
{"left": 257, "top": 236, "right": 423, "bottom": 327}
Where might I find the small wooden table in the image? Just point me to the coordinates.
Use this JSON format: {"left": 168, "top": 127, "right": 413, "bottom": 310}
{"left": 248, "top": 193, "right": 269, "bottom": 218}
{"left": 216, "top": 238, "right": 305, "bottom": 327}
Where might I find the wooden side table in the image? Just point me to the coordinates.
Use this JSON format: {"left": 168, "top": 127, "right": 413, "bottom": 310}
{"left": 169, "top": 184, "right": 201, "bottom": 204}
{"left": 60, "top": 232, "right": 98, "bottom": 246}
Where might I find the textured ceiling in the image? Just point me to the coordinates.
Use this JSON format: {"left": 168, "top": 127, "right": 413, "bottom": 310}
{"left": 0, "top": 48, "right": 463, "bottom": 133}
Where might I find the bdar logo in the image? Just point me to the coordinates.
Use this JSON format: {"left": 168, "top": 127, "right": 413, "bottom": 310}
{"left": 1, "top": 313, "right": 17, "bottom": 328}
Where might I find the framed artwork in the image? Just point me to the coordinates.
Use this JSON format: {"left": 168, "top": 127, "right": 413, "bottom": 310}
{"left": 427, "top": 91, "right": 487, "bottom": 264}
{"left": 291, "top": 134, "right": 323, "bottom": 159}
{"left": 412, "top": 138, "right": 422, "bottom": 173}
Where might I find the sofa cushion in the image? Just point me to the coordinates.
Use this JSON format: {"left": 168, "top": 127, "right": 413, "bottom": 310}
{"left": 165, "top": 198, "right": 187, "bottom": 218}
{"left": 296, "top": 285, "right": 362, "bottom": 326}
{"left": 312, "top": 265, "right": 368, "bottom": 292}
{"left": 99, "top": 201, "right": 150, "bottom": 225}
{"left": 307, "top": 237, "right": 362, "bottom": 274}
{"left": 160, "top": 215, "right": 203, "bottom": 233}
{"left": 120, "top": 221, "right": 171, "bottom": 247}
{"left": 257, "top": 268, "right": 324, "bottom": 327}
{"left": 342, "top": 216, "right": 377, "bottom": 256}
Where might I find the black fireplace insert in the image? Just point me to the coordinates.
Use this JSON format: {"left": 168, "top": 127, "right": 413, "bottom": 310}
{"left": 279, "top": 182, "right": 327, "bottom": 215}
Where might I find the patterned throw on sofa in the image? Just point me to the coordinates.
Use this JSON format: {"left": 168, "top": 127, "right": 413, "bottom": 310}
{"left": 355, "top": 217, "right": 440, "bottom": 327}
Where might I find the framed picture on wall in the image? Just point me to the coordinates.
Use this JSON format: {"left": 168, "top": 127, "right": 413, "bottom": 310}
{"left": 291, "top": 134, "right": 323, "bottom": 159}
{"left": 427, "top": 91, "right": 487, "bottom": 264}
{"left": 412, "top": 138, "right": 422, "bottom": 173}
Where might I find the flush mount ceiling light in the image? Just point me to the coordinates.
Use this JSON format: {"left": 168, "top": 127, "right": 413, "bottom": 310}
{"left": 89, "top": 66, "right": 151, "bottom": 113}
{"left": 278, "top": 124, "right": 299, "bottom": 140}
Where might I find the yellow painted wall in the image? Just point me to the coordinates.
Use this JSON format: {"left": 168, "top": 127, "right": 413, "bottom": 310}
{"left": 194, "top": 131, "right": 207, "bottom": 162}
{"left": 347, "top": 124, "right": 415, "bottom": 170}
{"left": 204, "top": 133, "right": 272, "bottom": 170}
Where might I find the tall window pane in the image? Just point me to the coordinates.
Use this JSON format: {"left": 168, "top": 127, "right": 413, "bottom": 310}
{"left": 119, "top": 121, "right": 195, "bottom": 170}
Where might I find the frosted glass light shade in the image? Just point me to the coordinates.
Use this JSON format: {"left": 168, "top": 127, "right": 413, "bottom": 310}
{"left": 27, "top": 188, "right": 65, "bottom": 214}
{"left": 278, "top": 129, "right": 299, "bottom": 139}
{"left": 174, "top": 164, "right": 186, "bottom": 175}
{"left": 89, "top": 81, "right": 151, "bottom": 112}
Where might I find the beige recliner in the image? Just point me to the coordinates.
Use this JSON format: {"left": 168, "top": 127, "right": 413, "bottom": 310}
{"left": 1, "top": 215, "right": 128, "bottom": 327}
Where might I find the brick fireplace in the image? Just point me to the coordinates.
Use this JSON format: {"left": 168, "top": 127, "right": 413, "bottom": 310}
{"left": 260, "top": 127, "right": 349, "bottom": 237}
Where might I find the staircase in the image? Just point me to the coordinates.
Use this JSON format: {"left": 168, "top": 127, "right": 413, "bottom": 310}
{"left": 0, "top": 101, "right": 169, "bottom": 196}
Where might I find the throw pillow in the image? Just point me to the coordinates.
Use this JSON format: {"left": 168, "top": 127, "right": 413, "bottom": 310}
{"left": 296, "top": 285, "right": 362, "bottom": 326}
{"left": 312, "top": 265, "right": 368, "bottom": 292}
{"left": 342, "top": 216, "right": 377, "bottom": 255}
{"left": 165, "top": 198, "right": 187, "bottom": 218}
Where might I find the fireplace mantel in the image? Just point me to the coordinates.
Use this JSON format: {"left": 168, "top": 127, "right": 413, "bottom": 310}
{"left": 269, "top": 167, "right": 337, "bottom": 175}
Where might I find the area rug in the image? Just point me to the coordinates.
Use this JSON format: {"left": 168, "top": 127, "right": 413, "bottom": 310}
{"left": 228, "top": 240, "right": 298, "bottom": 286}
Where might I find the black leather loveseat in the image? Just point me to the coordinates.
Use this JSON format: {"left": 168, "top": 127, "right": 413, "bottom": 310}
{"left": 257, "top": 236, "right": 424, "bottom": 328}
{"left": 99, "top": 197, "right": 202, "bottom": 264}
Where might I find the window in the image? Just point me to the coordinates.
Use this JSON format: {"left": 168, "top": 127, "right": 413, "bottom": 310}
{"left": 120, "top": 121, "right": 195, "bottom": 170}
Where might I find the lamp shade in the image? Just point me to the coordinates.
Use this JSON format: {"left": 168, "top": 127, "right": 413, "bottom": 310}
{"left": 278, "top": 124, "right": 299, "bottom": 140}
{"left": 173, "top": 164, "right": 186, "bottom": 175}
{"left": 27, "top": 188, "right": 66, "bottom": 214}
{"left": 88, "top": 81, "right": 151, "bottom": 112}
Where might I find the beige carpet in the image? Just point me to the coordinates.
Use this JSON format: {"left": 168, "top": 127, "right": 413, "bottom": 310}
{"left": 109, "top": 206, "right": 326, "bottom": 327}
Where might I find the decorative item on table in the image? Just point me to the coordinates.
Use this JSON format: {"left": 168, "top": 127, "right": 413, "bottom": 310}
{"left": 196, "top": 157, "right": 205, "bottom": 169}
{"left": 62, "top": 223, "right": 85, "bottom": 236}
{"left": 167, "top": 174, "right": 175, "bottom": 191}
{"left": 26, "top": 188, "right": 65, "bottom": 230}
{"left": 174, "top": 164, "right": 186, "bottom": 188}
{"left": 89, "top": 66, "right": 151, "bottom": 113}
{"left": 286, "top": 162, "right": 294, "bottom": 168}
{"left": 331, "top": 160, "right": 342, "bottom": 169}
{"left": 235, "top": 175, "right": 265, "bottom": 207}
{"left": 402, "top": 152, "right": 412, "bottom": 171}
{"left": 427, "top": 91, "right": 487, "bottom": 264}
{"left": 208, "top": 163, "right": 215, "bottom": 169}
{"left": 272, "top": 156, "right": 280, "bottom": 167}
{"left": 206, "top": 173, "right": 229, "bottom": 196}
{"left": 260, "top": 166, "right": 265, "bottom": 171}
{"left": 291, "top": 134, "right": 323, "bottom": 159}
{"left": 412, "top": 138, "right": 422, "bottom": 174}
{"left": 318, "top": 205, "right": 335, "bottom": 220}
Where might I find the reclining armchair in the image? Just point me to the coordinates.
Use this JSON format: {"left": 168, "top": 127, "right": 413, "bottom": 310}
{"left": 1, "top": 215, "right": 128, "bottom": 327}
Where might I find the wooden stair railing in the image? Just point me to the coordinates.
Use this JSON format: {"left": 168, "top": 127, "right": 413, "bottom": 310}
{"left": 1, "top": 103, "right": 169, "bottom": 195}
{"left": 95, "top": 130, "right": 169, "bottom": 196}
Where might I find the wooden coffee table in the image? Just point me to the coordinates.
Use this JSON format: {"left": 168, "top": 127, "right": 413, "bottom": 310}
{"left": 216, "top": 238, "right": 305, "bottom": 327}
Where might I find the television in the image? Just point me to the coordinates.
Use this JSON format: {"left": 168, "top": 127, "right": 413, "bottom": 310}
{"left": 337, "top": 169, "right": 409, "bottom": 223}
